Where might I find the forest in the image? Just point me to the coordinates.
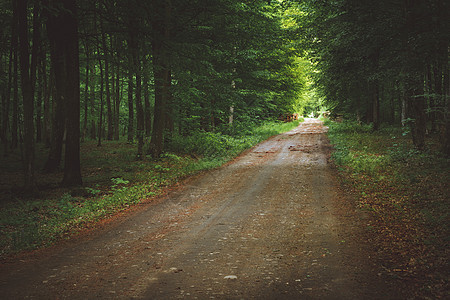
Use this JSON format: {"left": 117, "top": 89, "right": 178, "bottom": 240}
{"left": 0, "top": 0, "right": 317, "bottom": 189}
{"left": 0, "top": 0, "right": 450, "bottom": 286}
{"left": 1, "top": 0, "right": 448, "bottom": 191}
{"left": 0, "top": 0, "right": 448, "bottom": 297}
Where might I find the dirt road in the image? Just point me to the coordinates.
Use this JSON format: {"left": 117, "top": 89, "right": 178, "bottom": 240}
{"left": 0, "top": 119, "right": 403, "bottom": 299}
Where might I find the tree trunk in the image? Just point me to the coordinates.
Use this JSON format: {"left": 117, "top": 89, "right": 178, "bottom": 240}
{"left": 11, "top": 2, "right": 18, "bottom": 150}
{"left": 43, "top": 57, "right": 51, "bottom": 147}
{"left": 164, "top": 70, "right": 174, "bottom": 135}
{"left": 135, "top": 53, "right": 144, "bottom": 159}
{"left": 127, "top": 65, "right": 134, "bottom": 143}
{"left": 97, "top": 56, "right": 104, "bottom": 147}
{"left": 44, "top": 24, "right": 65, "bottom": 173}
{"left": 35, "top": 61, "right": 43, "bottom": 143}
{"left": 61, "top": 0, "right": 82, "bottom": 186}
{"left": 82, "top": 51, "right": 89, "bottom": 142}
{"left": 401, "top": 90, "right": 407, "bottom": 127}
{"left": 427, "top": 65, "right": 436, "bottom": 132}
{"left": 46, "top": 0, "right": 82, "bottom": 185}
{"left": 17, "top": 0, "right": 36, "bottom": 190}
{"left": 442, "top": 46, "right": 450, "bottom": 156}
{"left": 404, "top": 0, "right": 427, "bottom": 150}
{"left": 150, "top": 38, "right": 166, "bottom": 158}
{"left": 90, "top": 66, "right": 96, "bottom": 140}
{"left": 101, "top": 25, "right": 113, "bottom": 141}
{"left": 149, "top": 0, "right": 171, "bottom": 158}
{"left": 114, "top": 66, "right": 120, "bottom": 140}
{"left": 2, "top": 16, "right": 14, "bottom": 156}
{"left": 408, "top": 82, "right": 427, "bottom": 150}
{"left": 371, "top": 81, "right": 380, "bottom": 130}
{"left": 143, "top": 62, "right": 152, "bottom": 137}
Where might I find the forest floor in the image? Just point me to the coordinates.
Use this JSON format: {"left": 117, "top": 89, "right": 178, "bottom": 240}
{"left": 0, "top": 119, "right": 412, "bottom": 299}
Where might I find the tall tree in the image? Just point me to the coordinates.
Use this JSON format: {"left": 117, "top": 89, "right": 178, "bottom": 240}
{"left": 17, "top": 0, "right": 36, "bottom": 190}
{"left": 46, "top": 0, "right": 82, "bottom": 185}
{"left": 149, "top": 0, "right": 171, "bottom": 158}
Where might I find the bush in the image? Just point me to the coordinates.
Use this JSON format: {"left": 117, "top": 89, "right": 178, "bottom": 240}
{"left": 167, "top": 120, "right": 301, "bottom": 159}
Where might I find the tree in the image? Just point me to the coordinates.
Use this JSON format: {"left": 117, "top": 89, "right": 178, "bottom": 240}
{"left": 46, "top": 0, "right": 82, "bottom": 186}
{"left": 301, "top": 0, "right": 449, "bottom": 150}
{"left": 17, "top": 0, "right": 36, "bottom": 190}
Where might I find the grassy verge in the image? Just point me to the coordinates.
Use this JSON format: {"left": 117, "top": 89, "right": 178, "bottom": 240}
{"left": 325, "top": 119, "right": 449, "bottom": 298}
{"left": 0, "top": 120, "right": 301, "bottom": 258}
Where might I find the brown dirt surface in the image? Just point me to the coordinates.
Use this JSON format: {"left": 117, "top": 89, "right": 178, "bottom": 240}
{"left": 0, "top": 119, "right": 407, "bottom": 299}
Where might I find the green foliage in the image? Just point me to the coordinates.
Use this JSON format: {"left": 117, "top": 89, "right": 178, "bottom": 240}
{"left": 326, "top": 119, "right": 450, "bottom": 298}
{"left": 167, "top": 120, "right": 301, "bottom": 159}
{"left": 328, "top": 124, "right": 389, "bottom": 177}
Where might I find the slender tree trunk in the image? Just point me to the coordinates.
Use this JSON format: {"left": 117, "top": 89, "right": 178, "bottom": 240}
{"left": 372, "top": 81, "right": 380, "bottom": 130}
{"left": 127, "top": 65, "right": 134, "bottom": 143}
{"left": 433, "top": 63, "right": 443, "bottom": 129}
{"left": 127, "top": 21, "right": 134, "bottom": 144}
{"left": 427, "top": 65, "right": 436, "bottom": 132}
{"left": 149, "top": 0, "right": 171, "bottom": 158}
{"left": 114, "top": 66, "right": 120, "bottom": 140}
{"left": 82, "top": 50, "right": 89, "bottom": 142}
{"left": 150, "top": 38, "right": 166, "bottom": 157}
{"left": 11, "top": 2, "right": 18, "bottom": 150}
{"left": 164, "top": 70, "right": 173, "bottom": 135}
{"left": 90, "top": 65, "right": 96, "bottom": 140}
{"left": 101, "top": 25, "right": 113, "bottom": 141}
{"left": 143, "top": 62, "right": 152, "bottom": 137}
{"left": 34, "top": 14, "right": 44, "bottom": 144}
{"left": 442, "top": 46, "right": 450, "bottom": 156}
{"left": 17, "top": 0, "right": 36, "bottom": 190}
{"left": 61, "top": 0, "right": 82, "bottom": 186}
{"left": 43, "top": 57, "right": 51, "bottom": 147}
{"left": 2, "top": 22, "right": 14, "bottom": 156}
{"left": 404, "top": 0, "right": 427, "bottom": 150}
{"left": 45, "top": 0, "right": 82, "bottom": 186}
{"left": 401, "top": 90, "right": 407, "bottom": 127}
{"left": 36, "top": 60, "right": 43, "bottom": 143}
{"left": 30, "top": 3, "right": 40, "bottom": 99}
{"left": 408, "top": 82, "right": 427, "bottom": 150}
{"left": 134, "top": 51, "right": 144, "bottom": 159}
{"left": 44, "top": 24, "right": 66, "bottom": 172}
{"left": 97, "top": 56, "right": 104, "bottom": 147}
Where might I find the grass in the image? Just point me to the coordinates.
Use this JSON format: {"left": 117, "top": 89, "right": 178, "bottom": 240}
{"left": 325, "top": 119, "right": 449, "bottom": 299}
{"left": 0, "top": 119, "right": 301, "bottom": 258}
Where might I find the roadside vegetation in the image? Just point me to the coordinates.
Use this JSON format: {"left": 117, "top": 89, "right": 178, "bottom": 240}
{"left": 0, "top": 119, "right": 301, "bottom": 258}
{"left": 325, "top": 119, "right": 449, "bottom": 299}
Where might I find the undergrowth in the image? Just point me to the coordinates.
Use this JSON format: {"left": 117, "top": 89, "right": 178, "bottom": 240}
{"left": 0, "top": 120, "right": 300, "bottom": 258}
{"left": 325, "top": 119, "right": 449, "bottom": 299}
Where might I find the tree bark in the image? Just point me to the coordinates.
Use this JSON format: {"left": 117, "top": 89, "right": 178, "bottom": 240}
{"left": 11, "top": 1, "right": 18, "bottom": 150}
{"left": 82, "top": 49, "right": 90, "bottom": 142}
{"left": 42, "top": 57, "right": 51, "bottom": 147}
{"left": 97, "top": 54, "right": 104, "bottom": 147}
{"left": 101, "top": 24, "right": 113, "bottom": 141}
{"left": 114, "top": 65, "right": 120, "bottom": 140}
{"left": 371, "top": 81, "right": 380, "bottom": 130}
{"left": 135, "top": 53, "right": 144, "bottom": 159}
{"left": 408, "top": 83, "right": 426, "bottom": 150}
{"left": 61, "top": 0, "right": 82, "bottom": 186}
{"left": 46, "top": 0, "right": 82, "bottom": 185}
{"left": 44, "top": 14, "right": 66, "bottom": 172}
{"left": 143, "top": 62, "right": 152, "bottom": 137}
{"left": 17, "top": 0, "right": 36, "bottom": 190}
{"left": 127, "top": 63, "right": 134, "bottom": 143}
{"left": 404, "top": 0, "right": 427, "bottom": 150}
{"left": 149, "top": 0, "right": 171, "bottom": 158}
{"left": 2, "top": 14, "right": 14, "bottom": 156}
